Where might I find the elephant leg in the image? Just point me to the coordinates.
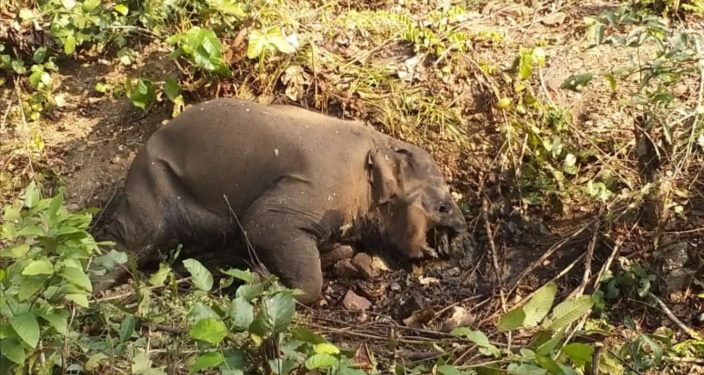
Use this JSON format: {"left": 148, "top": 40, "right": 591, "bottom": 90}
{"left": 241, "top": 206, "right": 324, "bottom": 305}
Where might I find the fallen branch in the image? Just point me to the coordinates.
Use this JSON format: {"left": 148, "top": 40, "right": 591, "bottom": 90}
{"left": 649, "top": 292, "right": 704, "bottom": 341}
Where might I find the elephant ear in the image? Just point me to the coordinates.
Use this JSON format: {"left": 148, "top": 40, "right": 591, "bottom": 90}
{"left": 368, "top": 147, "right": 413, "bottom": 204}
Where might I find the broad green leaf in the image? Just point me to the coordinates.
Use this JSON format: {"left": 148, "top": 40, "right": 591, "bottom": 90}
{"left": 229, "top": 297, "right": 253, "bottom": 331}
{"left": 269, "top": 34, "right": 295, "bottom": 54}
{"left": 543, "top": 295, "right": 594, "bottom": 331}
{"left": 507, "top": 363, "right": 547, "bottom": 375}
{"left": 640, "top": 335, "right": 663, "bottom": 365}
{"left": 337, "top": 368, "right": 368, "bottom": 375}
{"left": 221, "top": 268, "right": 256, "bottom": 283}
{"left": 523, "top": 283, "right": 558, "bottom": 327}
{"left": 562, "top": 343, "right": 593, "bottom": 367}
{"left": 235, "top": 283, "right": 264, "bottom": 301}
{"left": 32, "top": 47, "right": 48, "bottom": 64}
{"left": 603, "top": 73, "right": 617, "bottom": 91}
{"left": 127, "top": 78, "right": 156, "bottom": 111}
{"left": 189, "top": 318, "right": 227, "bottom": 345}
{"left": 18, "top": 276, "right": 45, "bottom": 300}
{"left": 517, "top": 49, "right": 534, "bottom": 80}
{"left": 437, "top": 365, "right": 463, "bottom": 375}
{"left": 183, "top": 258, "right": 213, "bottom": 291}
{"left": 113, "top": 4, "right": 129, "bottom": 15}
{"left": 498, "top": 308, "right": 526, "bottom": 332}
{"left": 3, "top": 244, "right": 30, "bottom": 258}
{"left": 61, "top": 266, "right": 92, "bottom": 292}
{"left": 64, "top": 35, "right": 77, "bottom": 55}
{"left": 268, "top": 358, "right": 299, "bottom": 375}
{"left": 247, "top": 29, "right": 266, "bottom": 59}
{"left": 188, "top": 302, "right": 219, "bottom": 323}
{"left": 304, "top": 353, "right": 337, "bottom": 369}
{"left": 24, "top": 181, "right": 40, "bottom": 208}
{"left": 64, "top": 293, "right": 89, "bottom": 308}
{"left": 148, "top": 263, "right": 171, "bottom": 286}
{"left": 10, "top": 312, "right": 40, "bottom": 348}
{"left": 0, "top": 338, "right": 25, "bottom": 364}
{"left": 221, "top": 349, "right": 246, "bottom": 371}
{"left": 120, "top": 314, "right": 136, "bottom": 343}
{"left": 22, "top": 259, "right": 53, "bottom": 275}
{"left": 82, "top": 0, "right": 100, "bottom": 11}
{"left": 314, "top": 343, "right": 340, "bottom": 355}
{"left": 560, "top": 73, "right": 593, "bottom": 91}
{"left": 41, "top": 309, "right": 69, "bottom": 335}
{"left": 291, "top": 326, "right": 327, "bottom": 344}
{"left": 92, "top": 249, "right": 128, "bottom": 271}
{"left": 263, "top": 293, "right": 295, "bottom": 333}
{"left": 163, "top": 79, "right": 181, "bottom": 101}
{"left": 535, "top": 353, "right": 565, "bottom": 375}
{"left": 451, "top": 327, "right": 500, "bottom": 357}
{"left": 189, "top": 352, "right": 224, "bottom": 375}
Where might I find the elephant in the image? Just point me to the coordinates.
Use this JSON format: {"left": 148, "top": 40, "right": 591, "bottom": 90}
{"left": 95, "top": 98, "right": 468, "bottom": 304}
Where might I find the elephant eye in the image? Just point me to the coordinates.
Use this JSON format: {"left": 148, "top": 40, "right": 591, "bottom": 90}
{"left": 437, "top": 203, "right": 449, "bottom": 214}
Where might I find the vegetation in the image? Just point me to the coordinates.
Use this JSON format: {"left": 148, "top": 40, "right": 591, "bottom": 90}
{"left": 1, "top": 0, "right": 703, "bottom": 374}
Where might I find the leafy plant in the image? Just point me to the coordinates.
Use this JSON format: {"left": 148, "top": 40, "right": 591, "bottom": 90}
{"left": 0, "top": 182, "right": 122, "bottom": 373}
{"left": 167, "top": 26, "right": 231, "bottom": 75}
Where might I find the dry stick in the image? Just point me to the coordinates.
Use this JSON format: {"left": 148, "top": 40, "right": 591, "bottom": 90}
{"left": 572, "top": 208, "right": 602, "bottom": 298}
{"left": 649, "top": 292, "right": 704, "bottom": 341}
{"left": 95, "top": 277, "right": 192, "bottom": 302}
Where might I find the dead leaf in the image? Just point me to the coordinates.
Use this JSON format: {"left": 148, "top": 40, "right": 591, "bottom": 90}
{"left": 353, "top": 343, "right": 375, "bottom": 370}
{"left": 418, "top": 276, "right": 440, "bottom": 285}
{"left": 402, "top": 306, "right": 435, "bottom": 328}
{"left": 541, "top": 12, "right": 567, "bottom": 26}
{"left": 440, "top": 306, "right": 475, "bottom": 332}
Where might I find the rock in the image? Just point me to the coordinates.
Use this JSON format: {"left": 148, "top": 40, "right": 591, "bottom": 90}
{"left": 321, "top": 244, "right": 355, "bottom": 268}
{"left": 342, "top": 289, "right": 371, "bottom": 311}
{"left": 351, "top": 252, "right": 374, "bottom": 278}
{"left": 541, "top": 12, "right": 567, "bottom": 26}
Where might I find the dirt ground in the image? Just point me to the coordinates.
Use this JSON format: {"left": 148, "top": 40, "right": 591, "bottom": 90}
{"left": 1, "top": 0, "right": 703, "bottom": 372}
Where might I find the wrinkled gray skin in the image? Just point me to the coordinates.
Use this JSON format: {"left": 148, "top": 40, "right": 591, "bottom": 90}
{"left": 97, "top": 98, "right": 467, "bottom": 304}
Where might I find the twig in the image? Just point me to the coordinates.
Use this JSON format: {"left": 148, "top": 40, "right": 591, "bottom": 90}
{"left": 648, "top": 292, "right": 703, "bottom": 341}
{"left": 663, "top": 356, "right": 704, "bottom": 365}
{"left": 95, "top": 277, "right": 191, "bottom": 302}
{"left": 592, "top": 236, "right": 624, "bottom": 291}
{"left": 573, "top": 208, "right": 602, "bottom": 298}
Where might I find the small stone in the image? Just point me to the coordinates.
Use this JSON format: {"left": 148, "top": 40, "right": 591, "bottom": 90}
{"left": 351, "top": 252, "right": 374, "bottom": 279}
{"left": 342, "top": 290, "right": 371, "bottom": 311}
{"left": 541, "top": 12, "right": 567, "bottom": 26}
{"left": 390, "top": 282, "right": 401, "bottom": 291}
{"left": 111, "top": 156, "right": 121, "bottom": 164}
{"left": 333, "top": 259, "right": 360, "bottom": 278}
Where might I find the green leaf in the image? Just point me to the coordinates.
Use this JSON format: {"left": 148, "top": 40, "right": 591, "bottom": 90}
{"left": 535, "top": 353, "right": 565, "bottom": 375}
{"left": 189, "top": 318, "right": 227, "bottom": 345}
{"left": 221, "top": 268, "right": 256, "bottom": 283}
{"left": 61, "top": 265, "right": 92, "bottom": 292}
{"left": 451, "top": 327, "right": 500, "bottom": 357}
{"left": 263, "top": 293, "right": 295, "bottom": 333}
{"left": 64, "top": 35, "right": 77, "bottom": 55}
{"left": 229, "top": 297, "right": 253, "bottom": 331}
{"left": 562, "top": 343, "right": 593, "bottom": 367}
{"left": 22, "top": 259, "right": 54, "bottom": 275}
{"left": 24, "top": 181, "right": 40, "bottom": 208}
{"left": 507, "top": 363, "right": 547, "bottom": 375}
{"left": 163, "top": 79, "right": 181, "bottom": 101}
{"left": 291, "top": 326, "right": 327, "bottom": 344}
{"left": 603, "top": 73, "right": 617, "bottom": 92}
{"left": 183, "top": 258, "right": 213, "bottom": 291}
{"left": 18, "top": 276, "right": 45, "bottom": 300}
{"left": 437, "top": 365, "right": 463, "bottom": 375}
{"left": 0, "top": 338, "right": 26, "bottom": 364}
{"left": 2, "top": 244, "right": 30, "bottom": 258}
{"left": 523, "top": 283, "right": 558, "bottom": 327}
{"left": 189, "top": 352, "right": 224, "bottom": 375}
{"left": 235, "top": 283, "right": 263, "bottom": 302}
{"left": 188, "top": 302, "right": 220, "bottom": 323}
{"left": 10, "top": 312, "right": 40, "bottom": 348}
{"left": 543, "top": 295, "right": 593, "bottom": 331}
{"left": 498, "top": 308, "right": 527, "bottom": 332}
{"left": 314, "top": 343, "right": 340, "bottom": 355}
{"left": 304, "top": 353, "right": 337, "bottom": 369}
{"left": 64, "top": 293, "right": 89, "bottom": 308}
{"left": 41, "top": 309, "right": 69, "bottom": 335}
{"left": 82, "top": 0, "right": 100, "bottom": 11}
{"left": 148, "top": 263, "right": 171, "bottom": 286}
{"left": 517, "top": 48, "right": 534, "bottom": 80}
{"left": 560, "top": 73, "right": 593, "bottom": 91}
{"left": 127, "top": 78, "right": 156, "bottom": 111}
{"left": 120, "top": 314, "right": 136, "bottom": 343}
{"left": 247, "top": 29, "right": 267, "bottom": 59}
{"left": 113, "top": 4, "right": 129, "bottom": 15}
{"left": 270, "top": 34, "right": 296, "bottom": 54}
{"left": 640, "top": 334, "right": 663, "bottom": 365}
{"left": 32, "top": 47, "right": 48, "bottom": 64}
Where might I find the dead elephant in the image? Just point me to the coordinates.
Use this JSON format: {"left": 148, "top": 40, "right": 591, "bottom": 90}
{"left": 97, "top": 98, "right": 468, "bottom": 304}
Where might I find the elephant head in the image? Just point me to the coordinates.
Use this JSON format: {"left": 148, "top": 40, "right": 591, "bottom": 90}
{"left": 367, "top": 144, "right": 467, "bottom": 259}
